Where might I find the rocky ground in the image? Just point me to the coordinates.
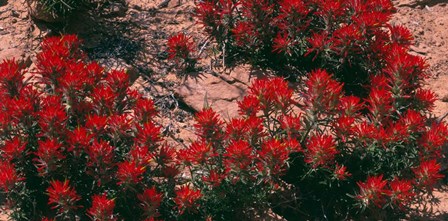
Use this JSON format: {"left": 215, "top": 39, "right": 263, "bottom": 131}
{"left": 1, "top": 0, "right": 448, "bottom": 220}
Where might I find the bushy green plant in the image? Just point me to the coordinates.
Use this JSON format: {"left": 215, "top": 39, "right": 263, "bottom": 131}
{"left": 37, "top": 0, "right": 92, "bottom": 17}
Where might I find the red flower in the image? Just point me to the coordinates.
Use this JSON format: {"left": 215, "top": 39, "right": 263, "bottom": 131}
{"left": 36, "top": 35, "right": 84, "bottom": 85}
{"left": 174, "top": 186, "right": 202, "bottom": 215}
{"left": 225, "top": 116, "right": 264, "bottom": 143}
{"left": 356, "top": 175, "right": 388, "bottom": 208}
{"left": 0, "top": 59, "right": 25, "bottom": 97}
{"left": 415, "top": 89, "right": 437, "bottom": 110}
{"left": 105, "top": 70, "right": 129, "bottom": 95}
{"left": 202, "top": 170, "right": 225, "bottom": 187}
{"left": 331, "top": 24, "right": 364, "bottom": 58}
{"left": 47, "top": 180, "right": 81, "bottom": 213}
{"left": 85, "top": 140, "right": 115, "bottom": 185}
{"left": 68, "top": 127, "right": 93, "bottom": 154}
{"left": 399, "top": 110, "right": 425, "bottom": 133}
{"left": 333, "top": 115, "right": 355, "bottom": 142}
{"left": 338, "top": 96, "right": 363, "bottom": 117}
{"left": 419, "top": 123, "right": 448, "bottom": 157}
{"left": 116, "top": 161, "right": 145, "bottom": 186}
{"left": 389, "top": 25, "right": 413, "bottom": 47}
{"left": 413, "top": 160, "right": 444, "bottom": 187}
{"left": 225, "top": 118, "right": 249, "bottom": 141}
{"left": 87, "top": 194, "right": 116, "bottom": 221}
{"left": 34, "top": 139, "right": 65, "bottom": 175}
{"left": 304, "top": 69, "right": 343, "bottom": 114}
{"left": 135, "top": 122, "right": 162, "bottom": 151}
{"left": 249, "top": 77, "right": 294, "bottom": 111}
{"left": 59, "top": 62, "right": 91, "bottom": 93}
{"left": 178, "top": 141, "right": 215, "bottom": 165}
{"left": 305, "top": 32, "right": 330, "bottom": 59}
{"left": 86, "top": 115, "right": 108, "bottom": 135}
{"left": 138, "top": 187, "right": 163, "bottom": 218}
{"left": 304, "top": 134, "right": 338, "bottom": 168}
{"left": 370, "top": 74, "right": 390, "bottom": 90}
{"left": 334, "top": 164, "right": 351, "bottom": 181}
{"left": 155, "top": 145, "right": 177, "bottom": 165}
{"left": 224, "top": 140, "right": 254, "bottom": 172}
{"left": 134, "top": 98, "right": 157, "bottom": 123}
{"left": 167, "top": 33, "right": 195, "bottom": 60}
{"left": 0, "top": 162, "right": 22, "bottom": 192}
{"left": 39, "top": 96, "right": 67, "bottom": 137}
{"left": 195, "top": 1, "right": 221, "bottom": 32}
{"left": 383, "top": 45, "right": 428, "bottom": 93}
{"left": 232, "top": 22, "right": 257, "bottom": 46}
{"left": 366, "top": 88, "right": 393, "bottom": 121}
{"left": 161, "top": 165, "right": 180, "bottom": 179}
{"left": 194, "top": 108, "right": 224, "bottom": 142}
{"left": 280, "top": 114, "right": 302, "bottom": 138}
{"left": 9, "top": 96, "right": 35, "bottom": 123}
{"left": 277, "top": 0, "right": 309, "bottom": 30}
{"left": 91, "top": 85, "right": 117, "bottom": 114}
{"left": 272, "top": 32, "right": 292, "bottom": 55}
{"left": 237, "top": 95, "right": 260, "bottom": 116}
{"left": 129, "top": 145, "right": 152, "bottom": 167}
{"left": 388, "top": 178, "right": 414, "bottom": 208}
{"left": 1, "top": 137, "right": 27, "bottom": 162}
{"left": 258, "top": 139, "right": 292, "bottom": 175}
{"left": 314, "top": 0, "right": 345, "bottom": 19}
{"left": 353, "top": 122, "right": 377, "bottom": 144}
{"left": 86, "top": 140, "right": 114, "bottom": 167}
{"left": 108, "top": 114, "right": 133, "bottom": 138}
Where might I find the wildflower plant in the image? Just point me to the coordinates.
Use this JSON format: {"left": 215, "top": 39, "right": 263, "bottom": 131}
{"left": 37, "top": 0, "right": 92, "bottom": 17}
{"left": 195, "top": 0, "right": 412, "bottom": 93}
{"left": 0, "top": 35, "right": 187, "bottom": 220}
{"left": 167, "top": 33, "right": 198, "bottom": 72}
{"left": 1, "top": 0, "right": 447, "bottom": 218}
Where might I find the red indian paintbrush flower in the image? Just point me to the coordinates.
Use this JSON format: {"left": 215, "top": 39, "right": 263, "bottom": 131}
{"left": 116, "top": 161, "right": 145, "bottom": 186}
{"left": 304, "top": 134, "right": 338, "bottom": 168}
{"left": 233, "top": 22, "right": 257, "bottom": 46}
{"left": 87, "top": 194, "right": 116, "bottom": 221}
{"left": 86, "top": 115, "right": 108, "bottom": 135}
{"left": 305, "top": 69, "right": 343, "bottom": 113}
{"left": 389, "top": 25, "right": 413, "bottom": 47}
{"left": 237, "top": 95, "right": 260, "bottom": 117}
{"left": 1, "top": 137, "right": 26, "bottom": 162}
{"left": 334, "top": 164, "right": 351, "bottom": 181}
{"left": 167, "top": 33, "right": 195, "bottom": 60}
{"left": 194, "top": 108, "right": 224, "bottom": 142}
{"left": 224, "top": 140, "right": 254, "bottom": 172}
{"left": 356, "top": 175, "right": 388, "bottom": 208}
{"left": 174, "top": 186, "right": 202, "bottom": 215}
{"left": 0, "top": 162, "right": 22, "bottom": 192}
{"left": 0, "top": 59, "right": 25, "bottom": 97}
{"left": 413, "top": 160, "right": 444, "bottom": 187}
{"left": 135, "top": 122, "right": 162, "bottom": 151}
{"left": 134, "top": 98, "right": 157, "bottom": 123}
{"left": 138, "top": 187, "right": 163, "bottom": 219}
{"left": 47, "top": 180, "right": 81, "bottom": 213}
{"left": 388, "top": 178, "right": 414, "bottom": 208}
{"left": 178, "top": 141, "right": 215, "bottom": 165}
{"left": 34, "top": 139, "right": 65, "bottom": 175}
{"left": 258, "top": 139, "right": 292, "bottom": 175}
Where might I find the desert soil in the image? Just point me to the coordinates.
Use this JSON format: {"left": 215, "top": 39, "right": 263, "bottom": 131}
{"left": 1, "top": 0, "right": 448, "bottom": 220}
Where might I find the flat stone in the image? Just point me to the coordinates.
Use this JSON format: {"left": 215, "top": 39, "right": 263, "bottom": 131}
{"left": 176, "top": 74, "right": 247, "bottom": 118}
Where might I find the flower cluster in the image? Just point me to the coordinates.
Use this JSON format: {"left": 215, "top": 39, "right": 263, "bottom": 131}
{"left": 0, "top": 35, "right": 195, "bottom": 220}
{"left": 1, "top": 4, "right": 447, "bottom": 218}
{"left": 167, "top": 33, "right": 198, "bottom": 71}
{"left": 194, "top": 0, "right": 409, "bottom": 84}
